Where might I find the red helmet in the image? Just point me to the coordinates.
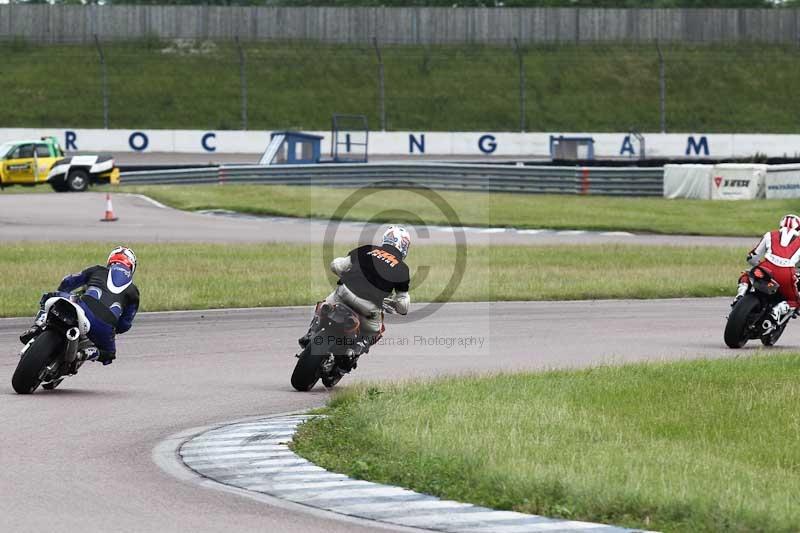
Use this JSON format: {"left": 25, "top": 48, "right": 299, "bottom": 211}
{"left": 107, "top": 246, "right": 137, "bottom": 274}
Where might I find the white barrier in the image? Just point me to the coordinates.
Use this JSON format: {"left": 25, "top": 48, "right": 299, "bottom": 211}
{"left": 2, "top": 128, "right": 800, "bottom": 158}
{"left": 665, "top": 163, "right": 781, "bottom": 200}
{"left": 766, "top": 164, "right": 800, "bottom": 199}
{"left": 663, "top": 164, "right": 713, "bottom": 199}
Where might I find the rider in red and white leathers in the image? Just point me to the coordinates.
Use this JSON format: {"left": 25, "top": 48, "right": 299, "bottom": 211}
{"left": 734, "top": 214, "right": 800, "bottom": 321}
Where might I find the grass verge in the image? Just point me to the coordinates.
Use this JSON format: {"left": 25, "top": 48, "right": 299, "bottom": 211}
{"left": 111, "top": 184, "right": 800, "bottom": 237}
{"left": 0, "top": 242, "right": 741, "bottom": 317}
{"left": 4, "top": 41, "right": 800, "bottom": 132}
{"left": 292, "top": 355, "right": 800, "bottom": 532}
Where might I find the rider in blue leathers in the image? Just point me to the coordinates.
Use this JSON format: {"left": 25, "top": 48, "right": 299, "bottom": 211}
{"left": 20, "top": 246, "right": 140, "bottom": 366}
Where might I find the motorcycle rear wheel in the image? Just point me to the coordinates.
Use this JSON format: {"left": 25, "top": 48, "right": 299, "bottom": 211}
{"left": 12, "top": 330, "right": 62, "bottom": 394}
{"left": 291, "top": 345, "right": 327, "bottom": 392}
{"left": 724, "top": 294, "right": 762, "bottom": 349}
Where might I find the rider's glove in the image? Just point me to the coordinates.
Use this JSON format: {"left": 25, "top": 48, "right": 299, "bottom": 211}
{"left": 38, "top": 292, "right": 59, "bottom": 308}
{"left": 382, "top": 298, "right": 397, "bottom": 314}
{"left": 97, "top": 350, "right": 116, "bottom": 366}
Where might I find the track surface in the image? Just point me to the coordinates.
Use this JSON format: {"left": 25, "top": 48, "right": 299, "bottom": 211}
{"left": 1, "top": 299, "right": 794, "bottom": 532}
{"left": 0, "top": 192, "right": 753, "bottom": 247}
{"left": 0, "top": 193, "right": 759, "bottom": 531}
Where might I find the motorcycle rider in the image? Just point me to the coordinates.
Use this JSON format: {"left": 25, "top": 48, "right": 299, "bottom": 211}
{"left": 20, "top": 246, "right": 140, "bottom": 366}
{"left": 299, "top": 225, "right": 412, "bottom": 368}
{"left": 733, "top": 214, "right": 800, "bottom": 323}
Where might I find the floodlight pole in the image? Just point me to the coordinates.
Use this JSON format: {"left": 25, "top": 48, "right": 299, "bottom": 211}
{"left": 373, "top": 37, "right": 386, "bottom": 131}
{"left": 656, "top": 41, "right": 666, "bottom": 133}
{"left": 236, "top": 36, "right": 248, "bottom": 131}
{"left": 514, "top": 38, "right": 526, "bottom": 133}
{"left": 94, "top": 34, "right": 109, "bottom": 129}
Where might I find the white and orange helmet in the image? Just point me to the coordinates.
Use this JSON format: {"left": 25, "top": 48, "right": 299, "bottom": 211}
{"left": 107, "top": 246, "right": 137, "bottom": 275}
{"left": 381, "top": 226, "right": 411, "bottom": 259}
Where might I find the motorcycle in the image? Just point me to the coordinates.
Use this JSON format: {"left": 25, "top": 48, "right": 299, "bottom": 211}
{"left": 724, "top": 265, "right": 797, "bottom": 349}
{"left": 12, "top": 296, "right": 97, "bottom": 394}
{"left": 291, "top": 300, "right": 394, "bottom": 392}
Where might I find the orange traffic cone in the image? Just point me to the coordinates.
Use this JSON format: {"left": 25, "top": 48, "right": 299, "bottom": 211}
{"left": 100, "top": 193, "right": 118, "bottom": 222}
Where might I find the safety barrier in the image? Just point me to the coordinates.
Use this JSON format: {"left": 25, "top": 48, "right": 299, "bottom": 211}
{"left": 120, "top": 163, "right": 664, "bottom": 196}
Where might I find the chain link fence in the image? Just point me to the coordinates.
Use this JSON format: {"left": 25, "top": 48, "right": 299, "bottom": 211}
{"left": 2, "top": 38, "right": 799, "bottom": 133}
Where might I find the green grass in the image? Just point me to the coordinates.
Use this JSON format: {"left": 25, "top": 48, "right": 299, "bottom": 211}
{"left": 0, "top": 185, "right": 52, "bottom": 194}
{"left": 3, "top": 41, "right": 800, "bottom": 131}
{"left": 292, "top": 355, "right": 800, "bottom": 532}
{"left": 111, "top": 184, "right": 800, "bottom": 236}
{"left": 0, "top": 241, "right": 742, "bottom": 317}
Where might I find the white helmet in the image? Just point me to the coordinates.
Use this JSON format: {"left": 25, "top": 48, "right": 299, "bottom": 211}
{"left": 381, "top": 226, "right": 411, "bottom": 259}
{"left": 108, "top": 246, "right": 137, "bottom": 275}
{"left": 779, "top": 214, "right": 800, "bottom": 246}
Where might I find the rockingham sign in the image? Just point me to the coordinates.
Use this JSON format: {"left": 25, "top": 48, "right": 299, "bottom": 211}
{"left": 2, "top": 128, "right": 800, "bottom": 159}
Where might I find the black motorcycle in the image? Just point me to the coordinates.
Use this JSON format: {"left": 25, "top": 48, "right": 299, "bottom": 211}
{"left": 12, "top": 297, "right": 97, "bottom": 394}
{"left": 724, "top": 265, "right": 796, "bottom": 349}
{"left": 291, "top": 300, "right": 392, "bottom": 392}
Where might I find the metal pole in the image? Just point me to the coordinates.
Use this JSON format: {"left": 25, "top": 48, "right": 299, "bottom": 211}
{"left": 94, "top": 34, "right": 109, "bottom": 129}
{"left": 236, "top": 36, "right": 248, "bottom": 130}
{"left": 656, "top": 41, "right": 666, "bottom": 133}
{"left": 514, "top": 38, "right": 526, "bottom": 133}
{"left": 373, "top": 36, "right": 386, "bottom": 131}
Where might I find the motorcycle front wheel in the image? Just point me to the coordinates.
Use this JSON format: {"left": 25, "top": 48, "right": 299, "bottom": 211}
{"left": 12, "top": 330, "right": 62, "bottom": 394}
{"left": 724, "top": 294, "right": 762, "bottom": 349}
{"left": 291, "top": 343, "right": 327, "bottom": 392}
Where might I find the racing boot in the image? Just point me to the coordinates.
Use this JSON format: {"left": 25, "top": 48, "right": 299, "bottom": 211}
{"left": 731, "top": 282, "right": 749, "bottom": 307}
{"left": 771, "top": 301, "right": 792, "bottom": 323}
{"left": 350, "top": 332, "right": 381, "bottom": 359}
{"left": 19, "top": 310, "right": 47, "bottom": 345}
{"left": 334, "top": 349, "right": 360, "bottom": 376}
{"left": 80, "top": 347, "right": 99, "bottom": 362}
{"left": 298, "top": 315, "right": 321, "bottom": 349}
{"left": 351, "top": 337, "right": 371, "bottom": 358}
{"left": 97, "top": 350, "right": 116, "bottom": 366}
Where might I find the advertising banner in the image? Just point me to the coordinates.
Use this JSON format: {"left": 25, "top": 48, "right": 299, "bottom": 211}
{"left": 766, "top": 164, "right": 800, "bottom": 199}
{"left": 710, "top": 164, "right": 767, "bottom": 201}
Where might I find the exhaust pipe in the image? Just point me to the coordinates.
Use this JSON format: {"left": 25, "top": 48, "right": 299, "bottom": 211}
{"left": 64, "top": 327, "right": 80, "bottom": 363}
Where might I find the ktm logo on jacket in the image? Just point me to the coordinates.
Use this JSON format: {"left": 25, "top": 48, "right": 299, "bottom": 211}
{"left": 368, "top": 249, "right": 399, "bottom": 267}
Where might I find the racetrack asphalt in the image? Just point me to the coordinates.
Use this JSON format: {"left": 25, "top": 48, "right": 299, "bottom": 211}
{"left": 0, "top": 192, "right": 755, "bottom": 247}
{"left": 1, "top": 298, "right": 794, "bottom": 533}
{"left": 0, "top": 192, "right": 763, "bottom": 532}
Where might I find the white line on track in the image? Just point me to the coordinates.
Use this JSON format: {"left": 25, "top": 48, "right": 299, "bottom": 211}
{"left": 191, "top": 206, "right": 635, "bottom": 239}
{"left": 174, "top": 415, "right": 648, "bottom": 533}
{"left": 129, "top": 193, "right": 169, "bottom": 209}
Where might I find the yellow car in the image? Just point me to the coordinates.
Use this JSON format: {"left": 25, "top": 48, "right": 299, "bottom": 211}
{"left": 0, "top": 137, "right": 119, "bottom": 192}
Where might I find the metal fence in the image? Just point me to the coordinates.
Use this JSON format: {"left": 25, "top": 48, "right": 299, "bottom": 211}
{"left": 120, "top": 163, "right": 664, "bottom": 196}
{"left": 3, "top": 6, "right": 800, "bottom": 45}
{"left": 4, "top": 40, "right": 795, "bottom": 134}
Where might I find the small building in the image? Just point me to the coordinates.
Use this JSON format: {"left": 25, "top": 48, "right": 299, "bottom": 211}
{"left": 259, "top": 131, "right": 323, "bottom": 165}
